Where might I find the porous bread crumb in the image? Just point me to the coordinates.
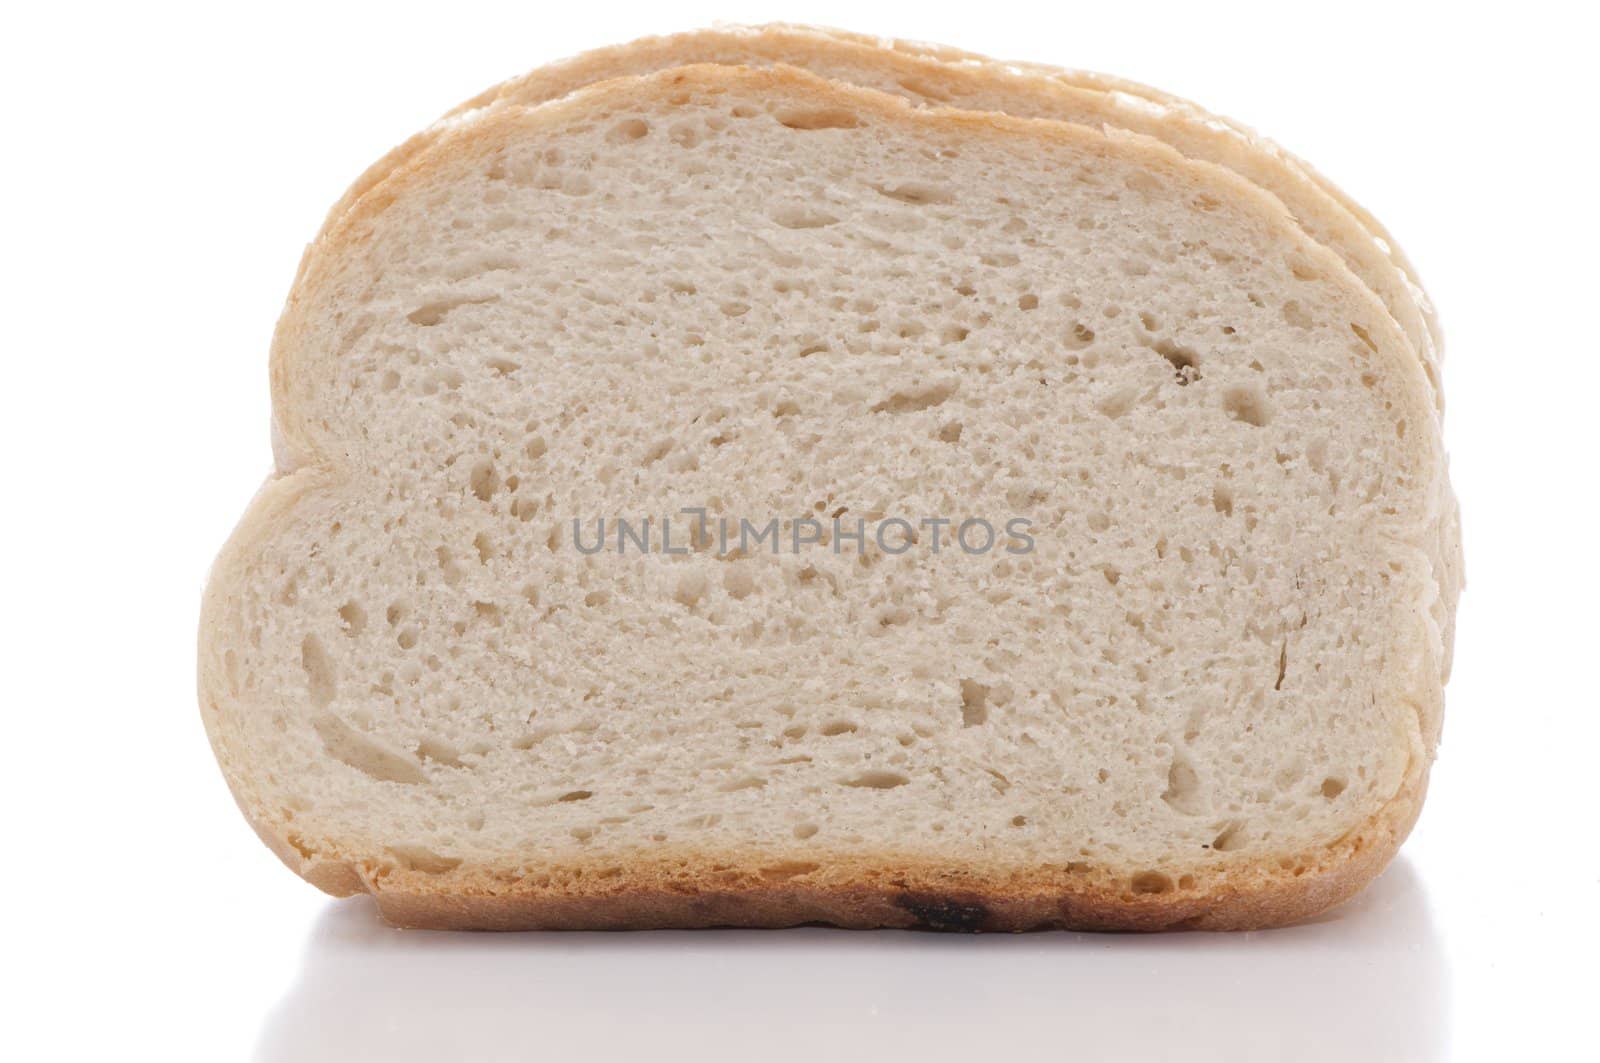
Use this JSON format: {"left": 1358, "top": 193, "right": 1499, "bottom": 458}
{"left": 200, "top": 62, "right": 1455, "bottom": 928}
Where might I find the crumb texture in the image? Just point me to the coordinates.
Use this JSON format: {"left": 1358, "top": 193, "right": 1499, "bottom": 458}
{"left": 201, "top": 62, "right": 1454, "bottom": 927}
{"left": 324, "top": 25, "right": 1443, "bottom": 408}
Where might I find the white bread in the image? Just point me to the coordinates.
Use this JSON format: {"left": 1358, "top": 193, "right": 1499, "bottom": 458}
{"left": 318, "top": 25, "right": 1444, "bottom": 412}
{"left": 200, "top": 55, "right": 1458, "bottom": 930}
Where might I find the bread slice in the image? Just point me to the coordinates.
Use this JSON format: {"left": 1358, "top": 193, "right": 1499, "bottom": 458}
{"left": 200, "top": 60, "right": 1458, "bottom": 930}
{"left": 310, "top": 22, "right": 1457, "bottom": 677}
{"left": 316, "top": 24, "right": 1444, "bottom": 412}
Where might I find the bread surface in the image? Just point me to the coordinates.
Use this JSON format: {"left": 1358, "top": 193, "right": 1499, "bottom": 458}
{"left": 201, "top": 46, "right": 1458, "bottom": 930}
{"left": 320, "top": 25, "right": 1444, "bottom": 409}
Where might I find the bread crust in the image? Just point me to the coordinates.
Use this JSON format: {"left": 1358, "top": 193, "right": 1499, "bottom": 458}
{"left": 229, "top": 764, "right": 1429, "bottom": 931}
{"left": 202, "top": 61, "right": 1456, "bottom": 932}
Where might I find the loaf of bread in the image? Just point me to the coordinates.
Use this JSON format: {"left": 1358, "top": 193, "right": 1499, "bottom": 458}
{"left": 200, "top": 27, "right": 1459, "bottom": 930}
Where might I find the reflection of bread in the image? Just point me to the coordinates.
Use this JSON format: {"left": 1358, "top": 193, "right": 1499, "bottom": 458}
{"left": 200, "top": 49, "right": 1457, "bottom": 930}
{"left": 256, "top": 863, "right": 1444, "bottom": 1061}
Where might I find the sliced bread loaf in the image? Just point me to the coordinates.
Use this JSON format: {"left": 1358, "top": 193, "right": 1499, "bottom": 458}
{"left": 201, "top": 58, "right": 1458, "bottom": 930}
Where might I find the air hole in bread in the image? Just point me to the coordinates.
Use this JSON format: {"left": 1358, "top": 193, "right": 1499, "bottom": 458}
{"left": 388, "top": 845, "right": 462, "bottom": 874}
{"left": 336, "top": 603, "right": 366, "bottom": 635}
{"left": 607, "top": 118, "right": 650, "bottom": 143}
{"left": 1131, "top": 871, "right": 1173, "bottom": 894}
{"left": 300, "top": 636, "right": 336, "bottom": 708}
{"left": 1223, "top": 385, "right": 1273, "bottom": 427}
{"left": 313, "top": 714, "right": 427, "bottom": 785}
{"left": 1350, "top": 322, "right": 1379, "bottom": 353}
{"left": 723, "top": 567, "right": 755, "bottom": 599}
{"left": 1097, "top": 386, "right": 1139, "bottom": 420}
{"left": 1149, "top": 339, "right": 1201, "bottom": 384}
{"left": 1162, "top": 754, "right": 1206, "bottom": 815}
{"left": 1212, "top": 822, "right": 1247, "bottom": 851}
{"left": 873, "top": 181, "right": 953, "bottom": 205}
{"left": 641, "top": 438, "right": 674, "bottom": 466}
{"left": 406, "top": 294, "right": 499, "bottom": 327}
{"left": 469, "top": 460, "right": 500, "bottom": 501}
{"left": 892, "top": 75, "right": 952, "bottom": 102}
{"left": 674, "top": 571, "right": 708, "bottom": 608}
{"left": 841, "top": 770, "right": 910, "bottom": 789}
{"left": 436, "top": 546, "right": 464, "bottom": 586}
{"left": 872, "top": 380, "right": 956, "bottom": 414}
{"left": 774, "top": 106, "right": 860, "bottom": 130}
{"left": 1281, "top": 300, "right": 1314, "bottom": 329}
{"left": 416, "top": 738, "right": 465, "bottom": 767}
{"left": 770, "top": 205, "right": 839, "bottom": 229}
{"left": 669, "top": 122, "right": 702, "bottom": 148}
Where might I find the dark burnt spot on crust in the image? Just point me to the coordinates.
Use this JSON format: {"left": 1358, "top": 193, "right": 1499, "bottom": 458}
{"left": 894, "top": 892, "right": 992, "bottom": 932}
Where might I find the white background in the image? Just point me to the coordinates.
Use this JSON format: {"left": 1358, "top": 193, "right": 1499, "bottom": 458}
{"left": 6, "top": 1, "right": 1595, "bottom": 1059}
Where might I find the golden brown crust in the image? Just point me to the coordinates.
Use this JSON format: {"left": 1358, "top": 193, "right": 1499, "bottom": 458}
{"left": 204, "top": 61, "right": 1453, "bottom": 932}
